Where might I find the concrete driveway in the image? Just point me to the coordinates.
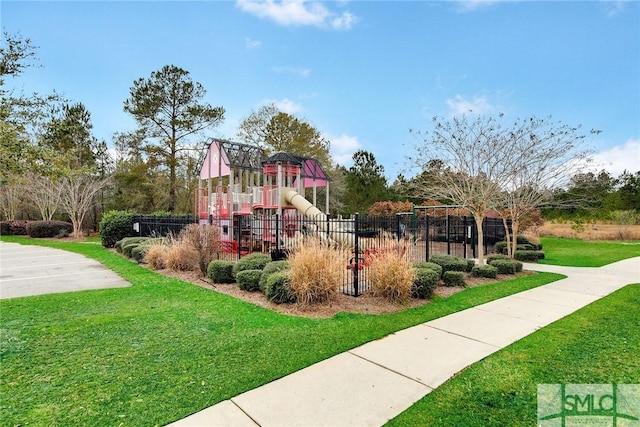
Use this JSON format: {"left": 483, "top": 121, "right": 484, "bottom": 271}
{"left": 0, "top": 241, "right": 130, "bottom": 299}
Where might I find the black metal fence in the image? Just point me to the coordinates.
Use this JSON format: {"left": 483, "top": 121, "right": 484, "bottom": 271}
{"left": 134, "top": 212, "right": 509, "bottom": 297}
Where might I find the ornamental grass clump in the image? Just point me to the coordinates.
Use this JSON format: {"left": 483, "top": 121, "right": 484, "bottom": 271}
{"left": 287, "top": 238, "right": 346, "bottom": 305}
{"left": 179, "top": 223, "right": 222, "bottom": 275}
{"left": 165, "top": 239, "right": 199, "bottom": 271}
{"left": 145, "top": 241, "right": 169, "bottom": 270}
{"left": 368, "top": 246, "right": 416, "bottom": 303}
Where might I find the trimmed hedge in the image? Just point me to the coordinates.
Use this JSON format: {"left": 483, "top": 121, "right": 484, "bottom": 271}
{"left": 25, "top": 220, "right": 73, "bottom": 238}
{"left": 413, "top": 261, "right": 443, "bottom": 278}
{"left": 486, "top": 254, "right": 511, "bottom": 264}
{"left": 236, "top": 269, "right": 263, "bottom": 292}
{"left": 100, "top": 210, "right": 135, "bottom": 248}
{"left": 514, "top": 250, "right": 545, "bottom": 262}
{"left": 207, "top": 260, "right": 236, "bottom": 284}
{"left": 443, "top": 271, "right": 466, "bottom": 287}
{"left": 234, "top": 253, "right": 271, "bottom": 275}
{"left": 430, "top": 254, "right": 469, "bottom": 277}
{"left": 259, "top": 261, "right": 290, "bottom": 292}
{"left": 264, "top": 271, "right": 295, "bottom": 304}
{"left": 0, "top": 220, "right": 29, "bottom": 235}
{"left": 488, "top": 259, "right": 522, "bottom": 274}
{"left": 471, "top": 265, "right": 498, "bottom": 279}
{"left": 412, "top": 268, "right": 440, "bottom": 299}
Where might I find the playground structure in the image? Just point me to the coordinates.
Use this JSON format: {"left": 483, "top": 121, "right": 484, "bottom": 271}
{"left": 195, "top": 139, "right": 341, "bottom": 255}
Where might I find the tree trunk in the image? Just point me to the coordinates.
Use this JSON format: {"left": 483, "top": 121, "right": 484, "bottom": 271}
{"left": 475, "top": 215, "right": 486, "bottom": 265}
{"left": 501, "top": 215, "right": 512, "bottom": 257}
{"left": 511, "top": 220, "right": 519, "bottom": 258}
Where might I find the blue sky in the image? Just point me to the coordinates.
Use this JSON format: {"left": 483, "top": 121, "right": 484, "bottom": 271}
{"left": 3, "top": 0, "right": 639, "bottom": 180}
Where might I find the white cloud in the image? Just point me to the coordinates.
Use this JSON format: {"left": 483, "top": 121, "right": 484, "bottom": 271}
{"left": 446, "top": 94, "right": 495, "bottom": 117}
{"left": 591, "top": 139, "right": 640, "bottom": 177}
{"left": 328, "top": 133, "right": 361, "bottom": 165}
{"left": 272, "top": 66, "right": 311, "bottom": 77}
{"left": 603, "top": 0, "right": 629, "bottom": 17}
{"left": 261, "top": 98, "right": 303, "bottom": 115}
{"left": 236, "top": 0, "right": 356, "bottom": 30}
{"left": 245, "top": 37, "right": 262, "bottom": 49}
{"left": 454, "top": 0, "right": 505, "bottom": 12}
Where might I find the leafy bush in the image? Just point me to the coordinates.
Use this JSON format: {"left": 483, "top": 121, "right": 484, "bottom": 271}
{"left": 486, "top": 254, "right": 510, "bottom": 264}
{"left": 121, "top": 238, "right": 151, "bottom": 257}
{"left": 0, "top": 220, "right": 28, "bottom": 235}
{"left": 288, "top": 238, "right": 345, "bottom": 304}
{"left": 234, "top": 253, "right": 271, "bottom": 275}
{"left": 369, "top": 246, "right": 416, "bottom": 302}
{"left": 116, "top": 237, "right": 148, "bottom": 254}
{"left": 514, "top": 250, "right": 544, "bottom": 262}
{"left": 236, "top": 269, "right": 263, "bottom": 292}
{"left": 443, "top": 271, "right": 466, "bottom": 287}
{"left": 412, "top": 268, "right": 440, "bottom": 299}
{"left": 413, "top": 261, "right": 443, "bottom": 278}
{"left": 466, "top": 259, "right": 475, "bottom": 272}
{"left": 471, "top": 265, "right": 498, "bottom": 279}
{"left": 99, "top": 210, "right": 135, "bottom": 248}
{"left": 25, "top": 220, "right": 73, "bottom": 238}
{"left": 429, "top": 254, "right": 468, "bottom": 277}
{"left": 494, "top": 241, "right": 508, "bottom": 254}
{"left": 131, "top": 245, "right": 149, "bottom": 262}
{"left": 264, "top": 271, "right": 295, "bottom": 304}
{"left": 488, "top": 259, "right": 520, "bottom": 274}
{"left": 259, "top": 261, "right": 290, "bottom": 292}
{"left": 207, "top": 260, "right": 236, "bottom": 283}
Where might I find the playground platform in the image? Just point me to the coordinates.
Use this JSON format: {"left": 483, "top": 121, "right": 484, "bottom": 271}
{"left": 167, "top": 256, "right": 640, "bottom": 427}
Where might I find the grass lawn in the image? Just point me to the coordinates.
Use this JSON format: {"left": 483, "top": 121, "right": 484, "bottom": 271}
{"left": 0, "top": 236, "right": 563, "bottom": 427}
{"left": 539, "top": 237, "right": 640, "bottom": 267}
{"left": 387, "top": 284, "right": 640, "bottom": 427}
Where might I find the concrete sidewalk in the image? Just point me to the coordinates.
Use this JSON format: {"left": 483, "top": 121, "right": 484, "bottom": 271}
{"left": 0, "top": 241, "right": 130, "bottom": 299}
{"left": 168, "top": 257, "right": 640, "bottom": 427}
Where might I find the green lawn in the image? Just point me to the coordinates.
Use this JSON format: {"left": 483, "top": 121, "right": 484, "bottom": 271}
{"left": 0, "top": 236, "right": 562, "bottom": 427}
{"left": 387, "top": 284, "right": 640, "bottom": 427}
{"left": 540, "top": 237, "right": 640, "bottom": 267}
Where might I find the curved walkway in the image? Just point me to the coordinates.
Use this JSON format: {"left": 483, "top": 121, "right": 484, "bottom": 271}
{"left": 168, "top": 257, "right": 640, "bottom": 427}
{"left": 0, "top": 241, "right": 130, "bottom": 299}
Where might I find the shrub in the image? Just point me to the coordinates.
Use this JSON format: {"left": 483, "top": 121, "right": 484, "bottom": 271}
{"left": 145, "top": 243, "right": 169, "bottom": 269}
{"left": 1, "top": 220, "right": 28, "bottom": 235}
{"left": 486, "top": 254, "right": 510, "bottom": 264}
{"left": 412, "top": 268, "right": 440, "bottom": 299}
{"left": 466, "top": 259, "right": 475, "bottom": 272}
{"left": 514, "top": 250, "right": 543, "bottom": 262}
{"left": 264, "top": 271, "right": 295, "bottom": 304}
{"left": 99, "top": 210, "right": 135, "bottom": 248}
{"left": 443, "top": 271, "right": 466, "bottom": 287}
{"left": 488, "top": 259, "right": 520, "bottom": 274}
{"left": 413, "top": 261, "right": 443, "bottom": 278}
{"left": 165, "top": 240, "right": 199, "bottom": 271}
{"left": 234, "top": 253, "right": 271, "bottom": 275}
{"left": 236, "top": 269, "right": 263, "bottom": 292}
{"left": 288, "top": 238, "right": 345, "bottom": 304}
{"left": 131, "top": 245, "right": 149, "bottom": 263}
{"left": 207, "top": 260, "right": 236, "bottom": 283}
{"left": 369, "top": 246, "right": 416, "bottom": 302}
{"left": 121, "top": 238, "right": 151, "bottom": 258}
{"left": 429, "top": 254, "right": 468, "bottom": 277}
{"left": 494, "top": 241, "right": 508, "bottom": 254}
{"left": 178, "top": 223, "right": 222, "bottom": 275}
{"left": 116, "top": 237, "right": 148, "bottom": 254}
{"left": 259, "top": 261, "right": 290, "bottom": 292}
{"left": 471, "top": 265, "right": 498, "bottom": 279}
{"left": 25, "top": 220, "right": 73, "bottom": 238}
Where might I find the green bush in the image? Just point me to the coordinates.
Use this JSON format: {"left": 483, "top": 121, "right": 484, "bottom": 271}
{"left": 25, "top": 220, "right": 73, "bottom": 238}
{"left": 466, "top": 259, "right": 475, "bottom": 272}
{"left": 494, "top": 241, "right": 508, "bottom": 254}
{"left": 486, "top": 254, "right": 510, "bottom": 264}
{"left": 430, "top": 254, "right": 468, "bottom": 277}
{"left": 443, "top": 271, "right": 466, "bottom": 287}
{"left": 412, "top": 268, "right": 440, "bottom": 299}
{"left": 131, "top": 245, "right": 149, "bottom": 263}
{"left": 207, "top": 260, "right": 236, "bottom": 284}
{"left": 413, "top": 261, "right": 443, "bottom": 279}
{"left": 236, "top": 269, "right": 263, "bottom": 292}
{"left": 471, "top": 265, "right": 498, "bottom": 279}
{"left": 259, "top": 261, "right": 290, "bottom": 292}
{"left": 264, "top": 271, "right": 296, "bottom": 304}
{"left": 115, "top": 237, "right": 147, "bottom": 254}
{"left": 488, "top": 259, "right": 521, "bottom": 274}
{"left": 234, "top": 253, "right": 271, "bottom": 275}
{"left": 123, "top": 239, "right": 151, "bottom": 258}
{"left": 514, "top": 250, "right": 544, "bottom": 262}
{"left": 99, "top": 210, "right": 135, "bottom": 248}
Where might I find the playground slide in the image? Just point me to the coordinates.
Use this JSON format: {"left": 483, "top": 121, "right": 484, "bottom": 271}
{"left": 282, "top": 189, "right": 353, "bottom": 246}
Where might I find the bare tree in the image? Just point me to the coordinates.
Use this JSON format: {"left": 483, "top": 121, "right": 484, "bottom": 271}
{"left": 410, "top": 114, "right": 519, "bottom": 265}
{"left": 23, "top": 172, "right": 61, "bottom": 220}
{"left": 495, "top": 117, "right": 594, "bottom": 256}
{"left": 57, "top": 171, "right": 111, "bottom": 238}
{"left": 0, "top": 172, "right": 26, "bottom": 220}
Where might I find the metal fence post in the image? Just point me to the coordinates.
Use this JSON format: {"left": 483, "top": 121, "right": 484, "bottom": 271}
{"left": 446, "top": 214, "right": 451, "bottom": 255}
{"left": 353, "top": 213, "right": 360, "bottom": 297}
{"left": 425, "top": 214, "right": 430, "bottom": 262}
{"left": 463, "top": 216, "right": 467, "bottom": 259}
